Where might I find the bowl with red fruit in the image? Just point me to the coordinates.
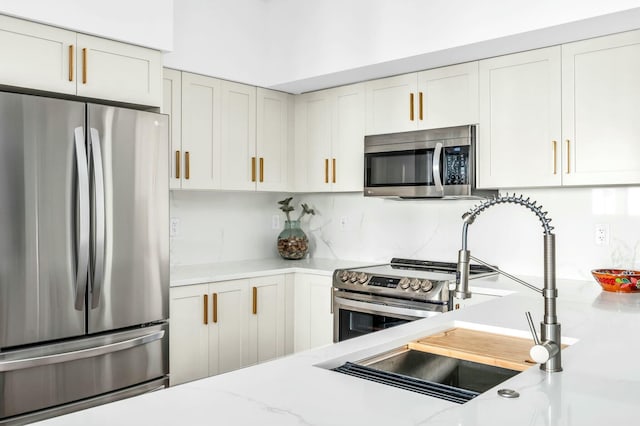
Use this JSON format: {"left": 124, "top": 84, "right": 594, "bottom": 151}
{"left": 591, "top": 269, "right": 640, "bottom": 293}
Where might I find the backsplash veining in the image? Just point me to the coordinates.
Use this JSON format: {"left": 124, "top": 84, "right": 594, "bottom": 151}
{"left": 170, "top": 187, "right": 640, "bottom": 281}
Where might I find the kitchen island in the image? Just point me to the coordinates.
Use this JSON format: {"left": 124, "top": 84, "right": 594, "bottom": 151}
{"left": 33, "top": 276, "right": 639, "bottom": 425}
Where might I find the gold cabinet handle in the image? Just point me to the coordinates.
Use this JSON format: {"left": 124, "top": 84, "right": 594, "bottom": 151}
{"left": 409, "top": 93, "right": 414, "bottom": 121}
{"left": 175, "top": 150, "right": 181, "bottom": 179}
{"left": 203, "top": 294, "right": 208, "bottom": 325}
{"left": 332, "top": 158, "right": 336, "bottom": 183}
{"left": 252, "top": 287, "right": 257, "bottom": 315}
{"left": 565, "top": 139, "right": 571, "bottom": 174}
{"left": 82, "top": 48, "right": 87, "bottom": 84}
{"left": 552, "top": 141, "right": 557, "bottom": 175}
{"left": 185, "top": 151, "right": 190, "bottom": 179}
{"left": 324, "top": 159, "right": 329, "bottom": 183}
{"left": 259, "top": 157, "right": 264, "bottom": 182}
{"left": 68, "top": 45, "right": 74, "bottom": 82}
{"left": 419, "top": 92, "right": 424, "bottom": 121}
{"left": 251, "top": 157, "right": 256, "bottom": 182}
{"left": 212, "top": 293, "right": 218, "bottom": 323}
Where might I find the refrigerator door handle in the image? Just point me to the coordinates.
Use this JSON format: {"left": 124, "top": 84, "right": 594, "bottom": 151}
{"left": 73, "top": 127, "right": 90, "bottom": 311}
{"left": 89, "top": 128, "right": 106, "bottom": 309}
{"left": 0, "top": 330, "right": 165, "bottom": 372}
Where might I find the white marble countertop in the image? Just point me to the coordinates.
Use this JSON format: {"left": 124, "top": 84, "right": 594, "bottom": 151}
{"left": 170, "top": 257, "right": 379, "bottom": 286}
{"left": 34, "top": 274, "right": 640, "bottom": 426}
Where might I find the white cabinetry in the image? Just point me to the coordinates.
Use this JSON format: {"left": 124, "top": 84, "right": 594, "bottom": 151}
{"left": 561, "top": 29, "right": 640, "bottom": 186}
{"left": 293, "top": 274, "right": 334, "bottom": 352}
{"left": 365, "top": 62, "right": 478, "bottom": 135}
{"left": 477, "top": 47, "right": 562, "bottom": 188}
{"left": 294, "top": 83, "right": 365, "bottom": 192}
{"left": 169, "top": 275, "right": 285, "bottom": 386}
{"left": 0, "top": 14, "right": 161, "bottom": 106}
{"left": 162, "top": 68, "right": 182, "bottom": 190}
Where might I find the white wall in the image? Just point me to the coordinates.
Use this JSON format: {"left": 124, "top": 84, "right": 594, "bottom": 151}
{"left": 166, "top": 0, "right": 640, "bottom": 92}
{"left": 170, "top": 187, "right": 640, "bottom": 282}
{"left": 0, "top": 0, "right": 173, "bottom": 50}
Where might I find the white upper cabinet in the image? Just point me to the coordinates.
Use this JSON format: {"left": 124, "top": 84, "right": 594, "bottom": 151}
{"left": 256, "top": 88, "right": 292, "bottom": 192}
{"left": 0, "top": 14, "right": 76, "bottom": 95}
{"left": 162, "top": 68, "right": 182, "bottom": 190}
{"left": 365, "top": 62, "right": 479, "bottom": 135}
{"left": 295, "top": 83, "right": 365, "bottom": 192}
{"left": 0, "top": 14, "right": 162, "bottom": 107}
{"left": 477, "top": 47, "right": 562, "bottom": 188}
{"left": 561, "top": 29, "right": 640, "bottom": 186}
{"left": 220, "top": 81, "right": 257, "bottom": 191}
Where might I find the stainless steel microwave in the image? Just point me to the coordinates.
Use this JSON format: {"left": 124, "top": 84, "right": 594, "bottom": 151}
{"left": 364, "top": 125, "right": 495, "bottom": 199}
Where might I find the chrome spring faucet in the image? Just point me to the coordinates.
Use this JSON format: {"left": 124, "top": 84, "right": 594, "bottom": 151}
{"left": 455, "top": 193, "right": 562, "bottom": 373}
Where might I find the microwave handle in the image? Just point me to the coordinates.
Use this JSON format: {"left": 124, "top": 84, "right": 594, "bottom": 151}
{"left": 432, "top": 142, "right": 443, "bottom": 195}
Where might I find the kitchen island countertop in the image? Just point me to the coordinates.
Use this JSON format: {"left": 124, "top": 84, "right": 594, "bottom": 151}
{"left": 34, "top": 275, "right": 640, "bottom": 425}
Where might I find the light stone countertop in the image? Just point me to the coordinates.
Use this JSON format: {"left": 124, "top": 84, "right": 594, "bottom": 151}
{"left": 33, "top": 272, "right": 640, "bottom": 426}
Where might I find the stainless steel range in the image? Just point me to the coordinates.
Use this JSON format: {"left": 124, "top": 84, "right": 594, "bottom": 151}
{"left": 333, "top": 258, "right": 495, "bottom": 342}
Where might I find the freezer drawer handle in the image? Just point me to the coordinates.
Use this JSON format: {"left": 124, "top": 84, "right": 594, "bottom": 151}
{"left": 73, "top": 127, "right": 90, "bottom": 311}
{"left": 0, "top": 330, "right": 165, "bottom": 372}
{"left": 89, "top": 128, "right": 106, "bottom": 309}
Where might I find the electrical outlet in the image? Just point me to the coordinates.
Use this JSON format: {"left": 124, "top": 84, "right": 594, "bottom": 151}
{"left": 170, "top": 217, "right": 180, "bottom": 237}
{"left": 272, "top": 215, "right": 280, "bottom": 230}
{"left": 594, "top": 223, "right": 610, "bottom": 246}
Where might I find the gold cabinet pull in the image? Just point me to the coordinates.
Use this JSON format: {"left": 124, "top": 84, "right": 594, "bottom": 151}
{"left": 409, "top": 93, "right": 415, "bottom": 121}
{"left": 251, "top": 157, "right": 256, "bottom": 182}
{"left": 332, "top": 158, "right": 336, "bottom": 183}
{"left": 68, "top": 45, "right": 74, "bottom": 82}
{"left": 252, "top": 287, "right": 257, "bottom": 315}
{"left": 82, "top": 48, "right": 87, "bottom": 84}
{"left": 419, "top": 92, "right": 424, "bottom": 121}
{"left": 185, "top": 151, "right": 190, "bottom": 179}
{"left": 324, "top": 159, "right": 329, "bottom": 183}
{"left": 565, "top": 139, "right": 571, "bottom": 174}
{"left": 259, "top": 157, "right": 264, "bottom": 182}
{"left": 203, "top": 294, "right": 208, "bottom": 325}
{"left": 552, "top": 141, "right": 557, "bottom": 175}
{"left": 212, "top": 293, "right": 218, "bottom": 323}
{"left": 175, "top": 150, "right": 181, "bottom": 179}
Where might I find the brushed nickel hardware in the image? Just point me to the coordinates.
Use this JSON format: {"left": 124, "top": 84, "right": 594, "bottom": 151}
{"left": 565, "top": 139, "right": 570, "bottom": 173}
{"left": 259, "top": 157, "right": 264, "bottom": 182}
{"left": 185, "top": 151, "right": 190, "bottom": 179}
{"left": 212, "top": 293, "right": 218, "bottom": 323}
{"left": 252, "top": 287, "right": 257, "bottom": 315}
{"left": 325, "top": 159, "right": 329, "bottom": 183}
{"left": 82, "top": 48, "right": 87, "bottom": 84}
{"left": 552, "top": 141, "right": 557, "bottom": 175}
{"left": 203, "top": 294, "right": 208, "bottom": 325}
{"left": 175, "top": 150, "right": 181, "bottom": 179}
{"left": 419, "top": 92, "right": 424, "bottom": 121}
{"left": 251, "top": 157, "right": 256, "bottom": 182}
{"left": 332, "top": 158, "right": 336, "bottom": 183}
{"left": 68, "top": 45, "right": 74, "bottom": 82}
{"left": 409, "top": 93, "right": 414, "bottom": 121}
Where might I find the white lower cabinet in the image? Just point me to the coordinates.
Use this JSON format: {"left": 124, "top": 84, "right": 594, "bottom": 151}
{"left": 169, "top": 275, "right": 285, "bottom": 386}
{"left": 293, "top": 274, "right": 334, "bottom": 352}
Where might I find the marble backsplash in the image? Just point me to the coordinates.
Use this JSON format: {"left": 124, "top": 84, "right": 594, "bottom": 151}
{"left": 170, "top": 186, "right": 640, "bottom": 281}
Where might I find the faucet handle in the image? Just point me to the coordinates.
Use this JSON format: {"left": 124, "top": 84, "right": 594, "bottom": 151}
{"left": 525, "top": 311, "right": 559, "bottom": 364}
{"left": 525, "top": 311, "right": 541, "bottom": 345}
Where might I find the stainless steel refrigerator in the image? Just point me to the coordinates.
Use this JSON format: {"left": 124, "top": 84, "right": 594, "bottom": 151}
{"left": 0, "top": 91, "right": 169, "bottom": 424}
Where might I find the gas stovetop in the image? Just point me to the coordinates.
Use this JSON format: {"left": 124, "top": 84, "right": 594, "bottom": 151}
{"left": 332, "top": 258, "right": 496, "bottom": 303}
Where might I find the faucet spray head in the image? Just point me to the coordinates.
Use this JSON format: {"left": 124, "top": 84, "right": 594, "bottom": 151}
{"left": 455, "top": 249, "right": 472, "bottom": 299}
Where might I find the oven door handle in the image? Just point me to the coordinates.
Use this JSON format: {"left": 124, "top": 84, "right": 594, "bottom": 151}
{"left": 333, "top": 296, "right": 441, "bottom": 319}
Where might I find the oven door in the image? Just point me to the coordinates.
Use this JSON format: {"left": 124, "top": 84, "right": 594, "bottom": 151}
{"left": 333, "top": 292, "right": 445, "bottom": 343}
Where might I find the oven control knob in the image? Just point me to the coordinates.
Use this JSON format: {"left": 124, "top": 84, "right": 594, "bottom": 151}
{"left": 399, "top": 277, "right": 411, "bottom": 289}
{"left": 349, "top": 272, "right": 359, "bottom": 283}
{"left": 339, "top": 270, "right": 350, "bottom": 282}
{"left": 410, "top": 278, "right": 421, "bottom": 291}
{"left": 420, "top": 280, "right": 433, "bottom": 292}
{"left": 357, "top": 272, "right": 368, "bottom": 284}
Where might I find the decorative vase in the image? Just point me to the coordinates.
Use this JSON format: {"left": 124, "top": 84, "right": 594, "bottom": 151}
{"left": 277, "top": 220, "right": 309, "bottom": 260}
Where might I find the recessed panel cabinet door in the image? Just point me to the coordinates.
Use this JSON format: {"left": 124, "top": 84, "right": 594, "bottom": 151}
{"left": 248, "top": 276, "right": 286, "bottom": 364}
{"left": 0, "top": 14, "right": 76, "bottom": 95}
{"left": 76, "top": 34, "right": 162, "bottom": 107}
{"left": 293, "top": 274, "right": 333, "bottom": 352}
{"left": 162, "top": 68, "right": 182, "bottom": 189}
{"left": 332, "top": 83, "right": 365, "bottom": 192}
{"left": 365, "top": 73, "right": 417, "bottom": 135}
{"left": 562, "top": 30, "right": 640, "bottom": 186}
{"left": 256, "top": 88, "right": 292, "bottom": 192}
{"left": 477, "top": 47, "right": 562, "bottom": 188}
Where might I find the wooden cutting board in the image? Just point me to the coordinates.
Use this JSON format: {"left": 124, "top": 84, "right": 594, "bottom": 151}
{"left": 407, "top": 327, "right": 559, "bottom": 372}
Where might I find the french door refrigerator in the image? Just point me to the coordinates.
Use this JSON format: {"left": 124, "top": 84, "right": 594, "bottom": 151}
{"left": 0, "top": 91, "right": 169, "bottom": 424}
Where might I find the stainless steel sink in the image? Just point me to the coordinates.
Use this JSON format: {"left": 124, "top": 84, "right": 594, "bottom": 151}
{"left": 334, "top": 346, "right": 521, "bottom": 403}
